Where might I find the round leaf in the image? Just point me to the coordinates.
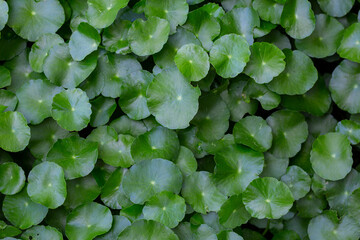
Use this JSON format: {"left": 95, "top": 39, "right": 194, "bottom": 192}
{"left": 244, "top": 42, "right": 285, "bottom": 84}
{"left": 253, "top": 0, "right": 284, "bottom": 25}
{"left": 51, "top": 88, "right": 92, "bottom": 131}
{"left": 338, "top": 23, "right": 360, "bottom": 63}
{"left": 0, "top": 162, "right": 25, "bottom": 195}
{"left": 280, "top": 166, "right": 311, "bottom": 200}
{"left": 146, "top": 67, "right": 201, "bottom": 129}
{"left": 218, "top": 195, "right": 251, "bottom": 229}
{"left": 174, "top": 44, "right": 210, "bottom": 82}
{"left": 174, "top": 146, "right": 197, "bottom": 177}
{"left": 317, "top": 0, "right": 355, "bottom": 17}
{"left": 0, "top": 0, "right": 8, "bottom": 31}
{"left": 7, "top": 0, "right": 65, "bottom": 41}
{"left": 128, "top": 16, "right": 170, "bottom": 56}
{"left": 90, "top": 96, "right": 116, "bottom": 127}
{"left": 0, "top": 111, "right": 30, "bottom": 152}
{"left": 122, "top": 158, "right": 183, "bottom": 204}
{"left": 46, "top": 135, "right": 98, "bottom": 180}
{"left": 209, "top": 34, "right": 250, "bottom": 78}
{"left": 243, "top": 177, "right": 294, "bottom": 219}
{"left": 27, "top": 162, "right": 66, "bottom": 209}
{"left": 267, "top": 49, "right": 318, "bottom": 95}
{"left": 310, "top": 132, "right": 352, "bottom": 181}
{"left": 2, "top": 187, "right": 48, "bottom": 230}
{"left": 233, "top": 116, "right": 273, "bottom": 152}
{"left": 65, "top": 202, "right": 112, "bottom": 240}
{"left": 99, "top": 134, "right": 135, "bottom": 167}
{"left": 102, "top": 20, "right": 132, "bottom": 54}
{"left": 336, "top": 120, "right": 360, "bottom": 144}
{"left": 21, "top": 225, "right": 63, "bottom": 240}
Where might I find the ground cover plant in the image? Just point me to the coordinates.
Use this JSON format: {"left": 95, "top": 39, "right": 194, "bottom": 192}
{"left": 1, "top": 0, "right": 360, "bottom": 239}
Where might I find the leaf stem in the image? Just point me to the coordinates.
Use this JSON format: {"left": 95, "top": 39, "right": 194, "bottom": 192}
{"left": 262, "top": 219, "right": 270, "bottom": 236}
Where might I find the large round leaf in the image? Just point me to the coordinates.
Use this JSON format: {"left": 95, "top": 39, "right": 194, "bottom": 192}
{"left": 317, "top": 0, "right": 355, "bottom": 17}
{"left": 0, "top": 162, "right": 25, "bottom": 195}
{"left": 130, "top": 126, "right": 180, "bottom": 162}
{"left": 267, "top": 49, "right": 318, "bottom": 95}
{"left": 16, "top": 79, "right": 62, "bottom": 124}
{"left": 310, "top": 132, "right": 352, "bottom": 181}
{"left": 213, "top": 144, "right": 264, "bottom": 196}
{"left": 27, "top": 162, "right": 66, "bottom": 209}
{"left": 86, "top": 0, "right": 129, "bottom": 29}
{"left": 69, "top": 22, "right": 100, "bottom": 61}
{"left": 329, "top": 60, "right": 360, "bottom": 113}
{"left": 146, "top": 68, "right": 201, "bottom": 129}
{"left": 46, "top": 135, "right": 98, "bottom": 180}
{"left": 266, "top": 110, "right": 308, "bottom": 158}
{"left": 122, "top": 158, "right": 183, "bottom": 204}
{"left": 181, "top": 171, "right": 227, "bottom": 214}
{"left": 7, "top": 0, "right": 65, "bottom": 41}
{"left": 244, "top": 42, "right": 285, "bottom": 84}
{"left": 233, "top": 116, "right": 273, "bottom": 152}
{"left": 174, "top": 44, "right": 210, "bottom": 82}
{"left": 295, "top": 14, "right": 344, "bottom": 58}
{"left": 338, "top": 23, "right": 360, "bottom": 63}
{"left": 44, "top": 43, "right": 97, "bottom": 88}
{"left": 118, "top": 220, "right": 179, "bottom": 240}
{"left": 209, "top": 34, "right": 250, "bottom": 78}
{"left": 144, "top": 0, "right": 189, "bottom": 33}
{"left": 280, "top": 166, "right": 311, "bottom": 200}
{"left": 2, "top": 187, "right": 48, "bottom": 229}
{"left": 65, "top": 202, "right": 112, "bottom": 240}
{"left": 21, "top": 225, "right": 63, "bottom": 240}
{"left": 128, "top": 16, "right": 170, "bottom": 56}
{"left": 218, "top": 195, "right": 251, "bottom": 229}
{"left": 280, "top": 0, "right": 315, "bottom": 39}
{"left": 243, "top": 177, "right": 294, "bottom": 219}
{"left": 0, "top": 111, "right": 30, "bottom": 152}
{"left": 143, "top": 191, "right": 186, "bottom": 228}
{"left": 51, "top": 88, "right": 92, "bottom": 131}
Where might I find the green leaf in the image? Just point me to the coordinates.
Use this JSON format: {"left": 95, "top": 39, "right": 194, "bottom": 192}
{"left": 280, "top": 166, "right": 311, "bottom": 200}
{"left": 329, "top": 60, "right": 360, "bottom": 113}
{"left": 218, "top": 231, "right": 244, "bottom": 240}
{"left": 101, "top": 168, "right": 132, "bottom": 210}
{"left": 0, "top": 111, "right": 31, "bottom": 152}
{"left": 266, "top": 110, "right": 308, "bottom": 158}
{"left": 118, "top": 220, "right": 179, "bottom": 240}
{"left": 130, "top": 126, "right": 180, "bottom": 162}
{"left": 183, "top": 9, "right": 220, "bottom": 51}
{"left": 51, "top": 88, "right": 92, "bottom": 131}
{"left": 89, "top": 96, "right": 116, "bottom": 127}
{"left": 95, "top": 215, "right": 130, "bottom": 240}
{"left": 102, "top": 20, "right": 132, "bottom": 54}
{"left": 123, "top": 158, "right": 183, "bottom": 204}
{"left": 338, "top": 23, "right": 360, "bottom": 63}
{"left": 21, "top": 225, "right": 63, "bottom": 240}
{"left": 174, "top": 44, "right": 210, "bottom": 82}
{"left": 0, "top": 0, "right": 8, "bottom": 31}
{"left": 100, "top": 134, "right": 135, "bottom": 167}
{"left": 280, "top": 0, "right": 315, "bottom": 39}
{"left": 317, "top": 0, "right": 355, "bottom": 17}
{"left": 272, "top": 230, "right": 300, "bottom": 240}
{"left": 0, "top": 66, "right": 11, "bottom": 88}
{"left": 233, "top": 116, "right": 273, "bottom": 152}
{"left": 218, "top": 195, "right": 251, "bottom": 229}
{"left": 0, "top": 162, "right": 25, "bottom": 195}
{"left": 0, "top": 90, "right": 17, "bottom": 112}
{"left": 143, "top": 191, "right": 186, "bottom": 228}
{"left": 181, "top": 171, "right": 227, "bottom": 214}
{"left": 0, "top": 220, "right": 22, "bottom": 239}
{"left": 244, "top": 42, "right": 285, "bottom": 84}
{"left": 16, "top": 79, "right": 62, "bottom": 124}
{"left": 146, "top": 67, "right": 201, "bottom": 129}
{"left": 128, "top": 16, "right": 170, "bottom": 56}
{"left": 2, "top": 187, "right": 48, "bottom": 229}
{"left": 243, "top": 177, "right": 294, "bottom": 219}
{"left": 296, "top": 192, "right": 327, "bottom": 218}
{"left": 144, "top": 0, "right": 189, "bottom": 34}
{"left": 0, "top": 27, "right": 27, "bottom": 61}
{"left": 86, "top": 0, "right": 129, "bottom": 29}
{"left": 7, "top": 0, "right": 65, "bottom": 41}
{"left": 253, "top": 0, "right": 284, "bottom": 25}
{"left": 336, "top": 120, "right": 360, "bottom": 144}
{"left": 29, "top": 33, "right": 64, "bottom": 73}
{"left": 295, "top": 14, "right": 344, "bottom": 58}
{"left": 110, "top": 116, "right": 147, "bottom": 137}
{"left": 46, "top": 135, "right": 98, "bottom": 180}
{"left": 220, "top": 7, "right": 260, "bottom": 45}
{"left": 44, "top": 43, "right": 97, "bottom": 88}
{"left": 174, "top": 146, "right": 198, "bottom": 177}
{"left": 65, "top": 202, "right": 112, "bottom": 240}
{"left": 69, "top": 22, "right": 100, "bottom": 61}
{"left": 209, "top": 34, "right": 250, "bottom": 78}
{"left": 260, "top": 152, "right": 289, "bottom": 179}
{"left": 174, "top": 222, "right": 217, "bottom": 240}
{"left": 310, "top": 132, "right": 352, "bottom": 181}
{"left": 191, "top": 93, "right": 230, "bottom": 142}
{"left": 27, "top": 162, "right": 66, "bottom": 209}
{"left": 267, "top": 49, "right": 318, "bottom": 95}
{"left": 213, "top": 144, "right": 264, "bottom": 195}
{"left": 118, "top": 70, "right": 153, "bottom": 120}
{"left": 63, "top": 174, "right": 101, "bottom": 209}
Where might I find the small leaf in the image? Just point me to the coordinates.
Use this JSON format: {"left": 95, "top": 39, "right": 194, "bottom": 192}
{"left": 218, "top": 195, "right": 251, "bottom": 229}
{"left": 0, "top": 162, "right": 25, "bottom": 195}
{"left": 336, "top": 120, "right": 360, "bottom": 144}
{"left": 280, "top": 165, "right": 311, "bottom": 200}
